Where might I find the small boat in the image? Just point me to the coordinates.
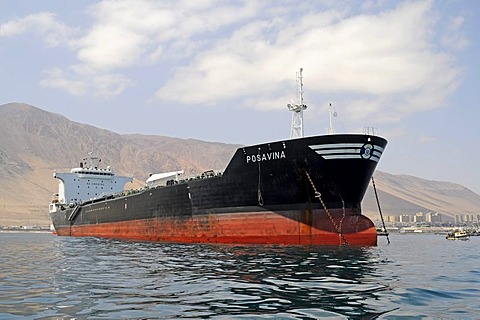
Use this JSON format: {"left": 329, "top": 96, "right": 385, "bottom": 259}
{"left": 445, "top": 230, "right": 469, "bottom": 240}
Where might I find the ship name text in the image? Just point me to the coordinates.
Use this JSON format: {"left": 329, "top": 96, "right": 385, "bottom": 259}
{"left": 246, "top": 151, "right": 286, "bottom": 164}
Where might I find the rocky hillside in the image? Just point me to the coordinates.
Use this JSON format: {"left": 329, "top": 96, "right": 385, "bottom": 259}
{"left": 0, "top": 103, "right": 239, "bottom": 225}
{"left": 0, "top": 102, "right": 478, "bottom": 226}
{"left": 362, "top": 171, "right": 480, "bottom": 220}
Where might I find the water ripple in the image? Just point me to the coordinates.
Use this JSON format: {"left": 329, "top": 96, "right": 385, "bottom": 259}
{"left": 0, "top": 233, "right": 479, "bottom": 319}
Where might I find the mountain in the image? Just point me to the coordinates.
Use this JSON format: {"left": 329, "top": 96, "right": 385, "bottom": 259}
{"left": 0, "top": 102, "right": 479, "bottom": 226}
{"left": 0, "top": 103, "right": 240, "bottom": 226}
{"left": 362, "top": 171, "right": 480, "bottom": 220}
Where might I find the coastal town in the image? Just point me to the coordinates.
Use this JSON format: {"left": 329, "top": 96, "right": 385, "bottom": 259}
{"left": 376, "top": 212, "right": 480, "bottom": 235}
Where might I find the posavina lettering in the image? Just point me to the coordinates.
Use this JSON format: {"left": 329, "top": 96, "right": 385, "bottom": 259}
{"left": 246, "top": 151, "right": 286, "bottom": 163}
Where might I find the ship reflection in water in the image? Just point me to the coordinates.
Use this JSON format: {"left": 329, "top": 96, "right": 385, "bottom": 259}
{"left": 2, "top": 233, "right": 479, "bottom": 319}
{"left": 49, "top": 237, "right": 394, "bottom": 319}
{"left": 203, "top": 244, "right": 394, "bottom": 318}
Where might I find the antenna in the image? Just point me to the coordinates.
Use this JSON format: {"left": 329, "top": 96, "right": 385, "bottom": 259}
{"left": 328, "top": 103, "right": 337, "bottom": 134}
{"left": 287, "top": 68, "right": 307, "bottom": 139}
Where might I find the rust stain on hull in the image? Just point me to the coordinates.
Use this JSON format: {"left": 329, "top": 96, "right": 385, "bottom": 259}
{"left": 56, "top": 210, "right": 377, "bottom": 246}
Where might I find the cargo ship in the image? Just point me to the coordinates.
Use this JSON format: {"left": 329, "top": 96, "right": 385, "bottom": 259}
{"left": 49, "top": 70, "right": 387, "bottom": 245}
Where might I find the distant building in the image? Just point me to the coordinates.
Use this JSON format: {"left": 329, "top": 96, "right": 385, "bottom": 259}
{"left": 414, "top": 212, "right": 425, "bottom": 223}
{"left": 426, "top": 212, "right": 432, "bottom": 223}
{"left": 386, "top": 215, "right": 396, "bottom": 223}
{"left": 427, "top": 212, "right": 443, "bottom": 223}
{"left": 453, "top": 213, "right": 480, "bottom": 224}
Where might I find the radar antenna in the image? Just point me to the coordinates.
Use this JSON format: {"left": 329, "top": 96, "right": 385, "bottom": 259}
{"left": 287, "top": 68, "right": 307, "bottom": 139}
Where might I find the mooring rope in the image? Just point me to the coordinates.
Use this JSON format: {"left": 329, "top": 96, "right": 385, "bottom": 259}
{"left": 372, "top": 176, "right": 390, "bottom": 244}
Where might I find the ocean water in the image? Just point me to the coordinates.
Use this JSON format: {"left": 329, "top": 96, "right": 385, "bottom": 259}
{"left": 0, "top": 233, "right": 479, "bottom": 319}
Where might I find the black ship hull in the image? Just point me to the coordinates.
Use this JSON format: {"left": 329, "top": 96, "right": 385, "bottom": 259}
{"left": 50, "top": 134, "right": 387, "bottom": 245}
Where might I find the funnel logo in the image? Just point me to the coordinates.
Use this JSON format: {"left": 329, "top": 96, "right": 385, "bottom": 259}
{"left": 361, "top": 144, "right": 373, "bottom": 159}
{"left": 309, "top": 142, "right": 384, "bottom": 162}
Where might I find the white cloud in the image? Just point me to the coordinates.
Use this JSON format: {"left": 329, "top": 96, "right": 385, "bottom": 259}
{"left": 442, "top": 15, "right": 470, "bottom": 51}
{"left": 74, "top": 24, "right": 147, "bottom": 70}
{"left": 72, "top": 0, "right": 263, "bottom": 70}
{"left": 35, "top": 0, "right": 263, "bottom": 97}
{"left": 40, "top": 66, "right": 134, "bottom": 97}
{"left": 0, "top": 12, "right": 72, "bottom": 46}
{"left": 4, "top": 0, "right": 466, "bottom": 110}
{"left": 40, "top": 68, "right": 88, "bottom": 95}
{"left": 155, "top": 0, "right": 464, "bottom": 125}
{"left": 93, "top": 74, "right": 135, "bottom": 97}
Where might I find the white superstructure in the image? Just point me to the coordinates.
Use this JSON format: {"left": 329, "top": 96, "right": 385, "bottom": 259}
{"left": 146, "top": 170, "right": 184, "bottom": 188}
{"left": 49, "top": 153, "right": 132, "bottom": 213}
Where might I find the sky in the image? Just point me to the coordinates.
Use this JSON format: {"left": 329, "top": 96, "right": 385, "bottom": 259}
{"left": 1, "top": 0, "right": 479, "bottom": 194}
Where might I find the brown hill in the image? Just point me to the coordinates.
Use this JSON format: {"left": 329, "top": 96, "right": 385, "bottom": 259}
{"left": 0, "top": 103, "right": 239, "bottom": 226}
{"left": 362, "top": 171, "right": 480, "bottom": 220}
{"left": 0, "top": 102, "right": 478, "bottom": 226}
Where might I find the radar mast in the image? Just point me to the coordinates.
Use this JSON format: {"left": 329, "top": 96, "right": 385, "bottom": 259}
{"left": 328, "top": 103, "right": 337, "bottom": 134}
{"left": 287, "top": 68, "right": 307, "bottom": 139}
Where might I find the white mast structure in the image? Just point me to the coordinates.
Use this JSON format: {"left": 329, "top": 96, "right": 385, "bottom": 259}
{"left": 287, "top": 68, "right": 307, "bottom": 139}
{"left": 328, "top": 103, "right": 337, "bottom": 134}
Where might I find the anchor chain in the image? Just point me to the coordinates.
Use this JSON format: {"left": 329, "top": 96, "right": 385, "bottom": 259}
{"left": 304, "top": 170, "right": 349, "bottom": 245}
{"left": 257, "top": 149, "right": 264, "bottom": 206}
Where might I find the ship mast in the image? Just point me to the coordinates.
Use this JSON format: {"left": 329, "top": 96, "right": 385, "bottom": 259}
{"left": 287, "top": 68, "right": 307, "bottom": 139}
{"left": 328, "top": 103, "right": 337, "bottom": 134}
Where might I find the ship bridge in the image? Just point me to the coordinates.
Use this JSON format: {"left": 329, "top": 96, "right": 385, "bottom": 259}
{"left": 52, "top": 153, "right": 132, "bottom": 206}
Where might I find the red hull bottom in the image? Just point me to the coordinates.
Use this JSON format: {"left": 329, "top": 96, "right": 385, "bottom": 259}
{"left": 54, "top": 209, "right": 377, "bottom": 246}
